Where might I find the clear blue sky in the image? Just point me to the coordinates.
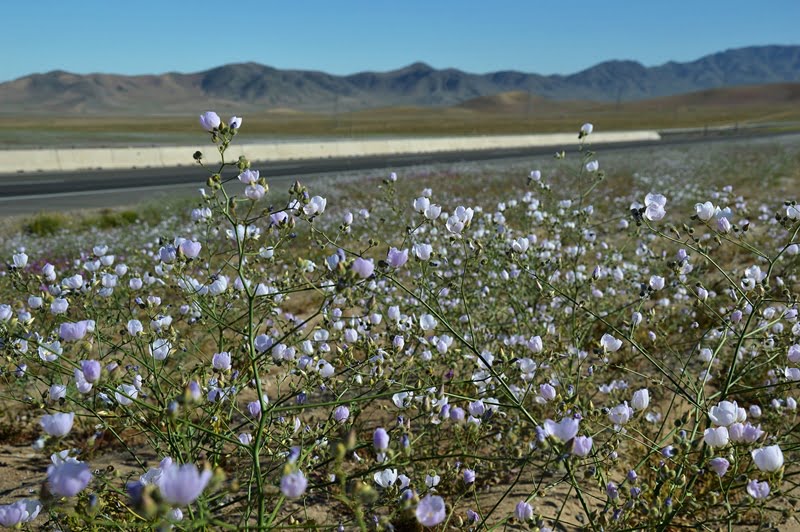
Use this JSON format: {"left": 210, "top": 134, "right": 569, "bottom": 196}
{"left": 1, "top": 0, "right": 797, "bottom": 82}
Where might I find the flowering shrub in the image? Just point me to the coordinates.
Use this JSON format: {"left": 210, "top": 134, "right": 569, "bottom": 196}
{"left": 0, "top": 113, "right": 798, "bottom": 530}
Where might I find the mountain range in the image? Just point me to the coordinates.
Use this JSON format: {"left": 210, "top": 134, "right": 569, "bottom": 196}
{"left": 0, "top": 45, "right": 798, "bottom": 115}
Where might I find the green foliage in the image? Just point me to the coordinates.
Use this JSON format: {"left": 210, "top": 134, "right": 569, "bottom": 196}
{"left": 24, "top": 212, "right": 67, "bottom": 236}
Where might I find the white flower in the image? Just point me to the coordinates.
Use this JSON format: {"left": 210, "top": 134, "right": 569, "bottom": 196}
{"left": 608, "top": 402, "right": 634, "bottom": 426}
{"left": 413, "top": 243, "right": 433, "bottom": 261}
{"left": 150, "top": 339, "right": 172, "bottom": 361}
{"left": 373, "top": 468, "right": 398, "bottom": 488}
{"left": 115, "top": 384, "right": 139, "bottom": 406}
{"left": 600, "top": 333, "right": 622, "bottom": 353}
{"left": 413, "top": 197, "right": 430, "bottom": 213}
{"left": 631, "top": 389, "right": 650, "bottom": 410}
{"left": 703, "top": 426, "right": 729, "bottom": 448}
{"left": 543, "top": 417, "right": 580, "bottom": 442}
{"left": 708, "top": 400, "right": 747, "bottom": 427}
{"left": 303, "top": 196, "right": 327, "bottom": 217}
{"left": 751, "top": 445, "right": 784, "bottom": 472}
{"left": 511, "top": 237, "right": 529, "bottom": 253}
{"left": 641, "top": 193, "right": 667, "bottom": 221}
{"left": 423, "top": 204, "right": 442, "bottom": 220}
{"left": 419, "top": 314, "right": 438, "bottom": 332}
{"left": 694, "top": 201, "right": 715, "bottom": 221}
{"left": 12, "top": 252, "right": 28, "bottom": 268}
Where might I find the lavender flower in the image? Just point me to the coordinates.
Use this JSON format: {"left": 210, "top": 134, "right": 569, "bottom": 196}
{"left": 158, "top": 462, "right": 212, "bottom": 506}
{"left": 373, "top": 427, "right": 389, "bottom": 451}
{"left": 59, "top": 321, "right": 89, "bottom": 342}
{"left": 543, "top": 417, "right": 580, "bottom": 442}
{"left": 40, "top": 412, "right": 74, "bottom": 438}
{"left": 351, "top": 257, "right": 375, "bottom": 279}
{"left": 199, "top": 111, "right": 221, "bottom": 131}
{"left": 333, "top": 405, "right": 350, "bottom": 423}
{"left": 571, "top": 436, "right": 593, "bottom": 457}
{"left": 746, "top": 479, "right": 770, "bottom": 499}
{"left": 463, "top": 468, "right": 476, "bottom": 484}
{"left": 386, "top": 247, "right": 409, "bottom": 268}
{"left": 416, "top": 494, "right": 446, "bottom": 527}
{"left": 81, "top": 360, "right": 101, "bottom": 383}
{"left": 751, "top": 445, "right": 784, "bottom": 472}
{"left": 47, "top": 455, "right": 92, "bottom": 497}
{"left": 280, "top": 470, "right": 307, "bottom": 498}
{"left": 0, "top": 499, "right": 41, "bottom": 527}
{"left": 212, "top": 352, "right": 232, "bottom": 371}
{"left": 708, "top": 457, "right": 730, "bottom": 477}
{"left": 514, "top": 500, "right": 534, "bottom": 521}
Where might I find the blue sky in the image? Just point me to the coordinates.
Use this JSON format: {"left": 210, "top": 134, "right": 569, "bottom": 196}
{"left": 1, "top": 0, "right": 798, "bottom": 82}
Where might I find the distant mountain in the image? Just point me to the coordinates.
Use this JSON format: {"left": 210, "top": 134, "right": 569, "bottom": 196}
{"left": 0, "top": 45, "right": 798, "bottom": 114}
{"left": 456, "top": 83, "right": 800, "bottom": 114}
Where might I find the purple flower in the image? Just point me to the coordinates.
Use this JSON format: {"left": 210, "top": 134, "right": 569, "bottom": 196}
{"left": 352, "top": 257, "right": 375, "bottom": 279}
{"left": 47, "top": 457, "right": 92, "bottom": 497}
{"left": 463, "top": 468, "right": 476, "bottom": 484}
{"left": 708, "top": 457, "right": 730, "bottom": 477}
{"left": 187, "top": 381, "right": 202, "bottom": 402}
{"left": 415, "top": 495, "right": 446, "bottom": 527}
{"left": 212, "top": 352, "right": 232, "bottom": 371}
{"left": 247, "top": 400, "right": 262, "bottom": 419}
{"left": 373, "top": 427, "right": 389, "bottom": 451}
{"left": 571, "top": 435, "right": 593, "bottom": 457}
{"left": 333, "top": 405, "right": 350, "bottom": 423}
{"left": 59, "top": 321, "right": 89, "bottom": 342}
{"left": 280, "top": 470, "right": 307, "bottom": 498}
{"left": 386, "top": 247, "right": 409, "bottom": 269}
{"left": 514, "top": 500, "right": 533, "bottom": 521}
{"left": 466, "top": 508, "right": 480, "bottom": 523}
{"left": 539, "top": 383, "right": 556, "bottom": 401}
{"left": 81, "top": 360, "right": 101, "bottom": 383}
{"left": 158, "top": 462, "right": 211, "bottom": 506}
{"left": 40, "top": 412, "right": 74, "bottom": 437}
{"left": 746, "top": 479, "right": 770, "bottom": 499}
{"left": 606, "top": 482, "right": 619, "bottom": 499}
{"left": 229, "top": 116, "right": 242, "bottom": 129}
{"left": 0, "top": 499, "right": 41, "bottom": 527}
{"left": 199, "top": 111, "right": 221, "bottom": 131}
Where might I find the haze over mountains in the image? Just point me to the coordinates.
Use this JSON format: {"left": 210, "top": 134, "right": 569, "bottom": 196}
{"left": 0, "top": 45, "right": 798, "bottom": 115}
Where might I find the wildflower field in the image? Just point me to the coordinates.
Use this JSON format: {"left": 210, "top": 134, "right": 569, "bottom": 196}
{"left": 1, "top": 114, "right": 800, "bottom": 530}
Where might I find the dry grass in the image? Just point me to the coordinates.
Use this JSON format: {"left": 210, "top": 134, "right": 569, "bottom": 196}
{"left": 1, "top": 84, "right": 800, "bottom": 148}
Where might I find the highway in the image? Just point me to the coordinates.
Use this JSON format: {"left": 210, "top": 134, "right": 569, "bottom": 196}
{"left": 0, "top": 129, "right": 794, "bottom": 216}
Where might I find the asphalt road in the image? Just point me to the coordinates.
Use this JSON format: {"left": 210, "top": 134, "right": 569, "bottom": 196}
{"left": 0, "top": 130, "right": 794, "bottom": 216}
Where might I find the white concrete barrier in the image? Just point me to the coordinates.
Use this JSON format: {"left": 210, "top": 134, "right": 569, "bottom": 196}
{"left": 0, "top": 149, "right": 61, "bottom": 172}
{"left": 0, "top": 131, "right": 661, "bottom": 175}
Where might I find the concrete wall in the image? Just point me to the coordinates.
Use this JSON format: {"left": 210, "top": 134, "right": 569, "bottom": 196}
{"left": 0, "top": 131, "right": 661, "bottom": 174}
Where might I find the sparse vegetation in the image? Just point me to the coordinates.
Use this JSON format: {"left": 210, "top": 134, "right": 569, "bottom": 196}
{"left": 0, "top": 117, "right": 799, "bottom": 530}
